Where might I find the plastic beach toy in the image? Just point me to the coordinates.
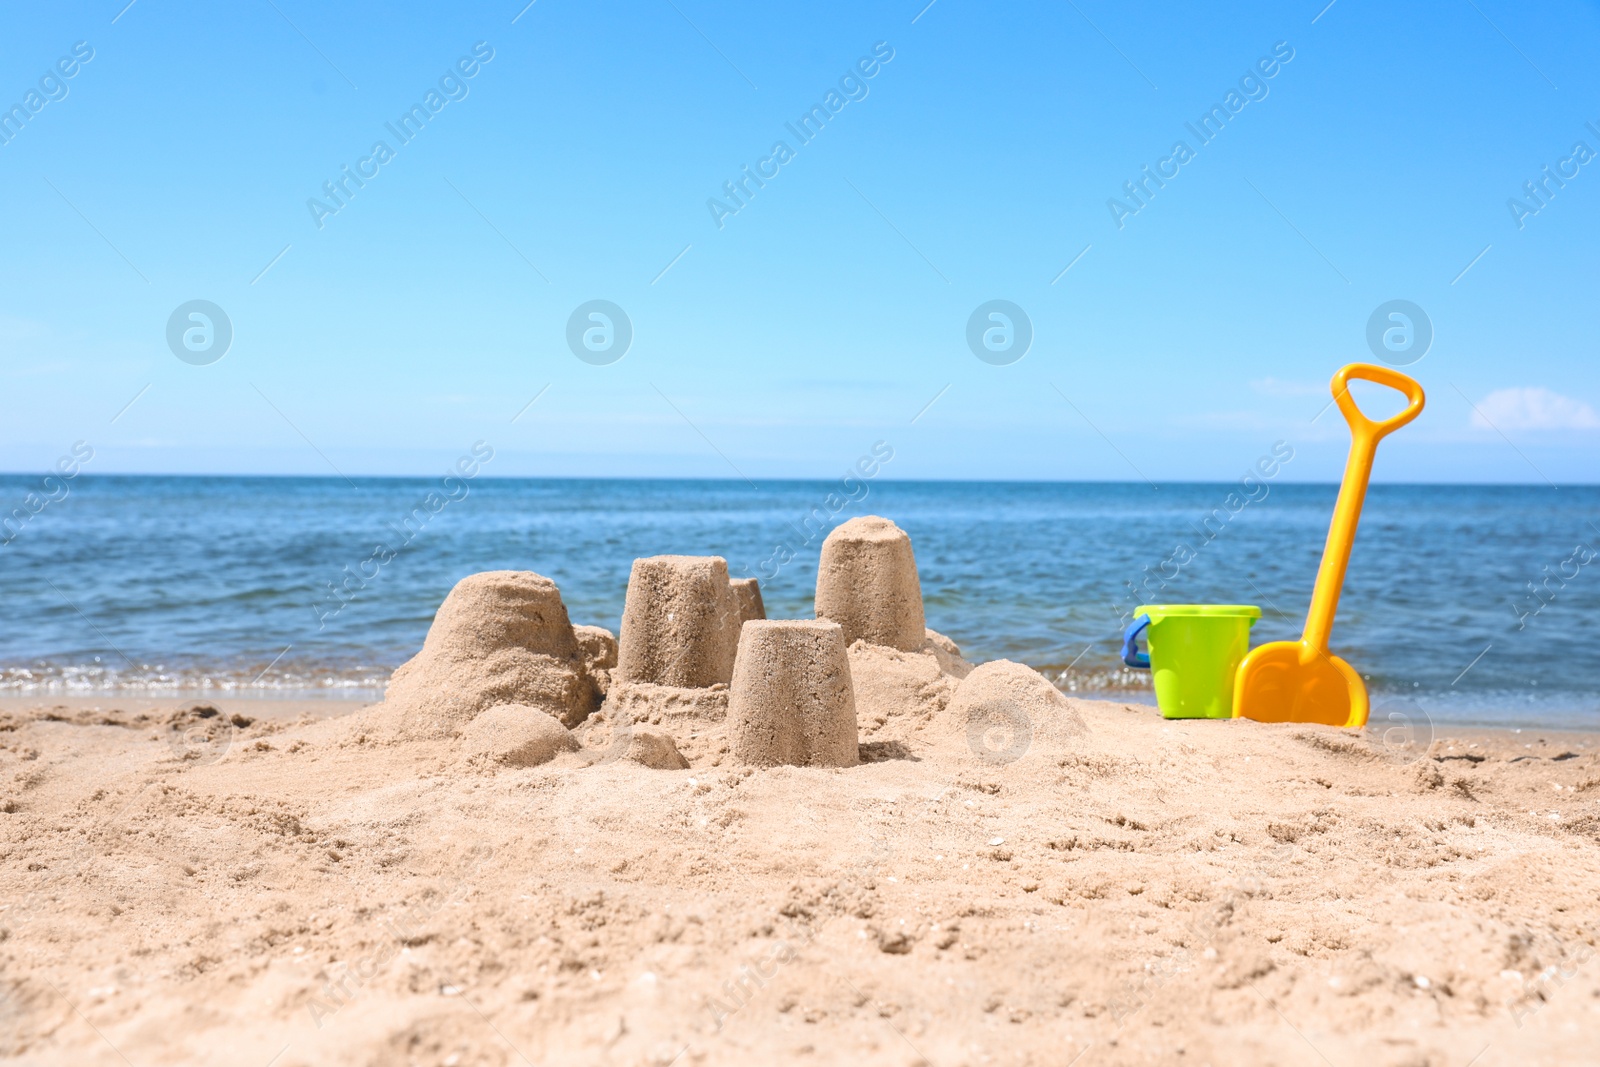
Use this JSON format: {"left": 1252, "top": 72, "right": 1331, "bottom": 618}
{"left": 1232, "top": 363, "right": 1425, "bottom": 728}
{"left": 1122, "top": 605, "right": 1262, "bottom": 718}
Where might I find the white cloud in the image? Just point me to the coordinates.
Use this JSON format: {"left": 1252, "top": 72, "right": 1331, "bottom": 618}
{"left": 1470, "top": 387, "right": 1600, "bottom": 431}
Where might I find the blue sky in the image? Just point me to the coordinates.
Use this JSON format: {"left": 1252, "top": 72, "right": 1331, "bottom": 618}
{"left": 1, "top": 0, "right": 1597, "bottom": 483}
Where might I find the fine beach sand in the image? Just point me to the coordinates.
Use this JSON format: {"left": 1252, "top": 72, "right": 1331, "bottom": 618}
{"left": 2, "top": 690, "right": 1598, "bottom": 1067}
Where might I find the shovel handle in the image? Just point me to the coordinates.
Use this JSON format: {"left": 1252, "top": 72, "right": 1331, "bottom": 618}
{"left": 1332, "top": 363, "right": 1426, "bottom": 444}
{"left": 1302, "top": 364, "right": 1425, "bottom": 653}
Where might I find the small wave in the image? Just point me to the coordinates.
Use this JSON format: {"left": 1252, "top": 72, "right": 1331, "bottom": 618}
{"left": 1040, "top": 665, "right": 1156, "bottom": 695}
{"left": 0, "top": 662, "right": 391, "bottom": 697}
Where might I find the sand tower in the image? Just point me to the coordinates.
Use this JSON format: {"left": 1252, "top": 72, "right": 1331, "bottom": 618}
{"left": 814, "top": 516, "right": 926, "bottom": 651}
{"left": 732, "top": 577, "right": 766, "bottom": 625}
{"left": 616, "top": 555, "right": 742, "bottom": 688}
{"left": 728, "top": 619, "right": 859, "bottom": 767}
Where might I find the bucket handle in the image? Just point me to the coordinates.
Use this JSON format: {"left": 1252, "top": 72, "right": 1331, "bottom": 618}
{"left": 1121, "top": 615, "right": 1151, "bottom": 669}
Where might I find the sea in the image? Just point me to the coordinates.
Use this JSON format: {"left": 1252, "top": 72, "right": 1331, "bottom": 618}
{"left": 1, "top": 475, "right": 1596, "bottom": 731}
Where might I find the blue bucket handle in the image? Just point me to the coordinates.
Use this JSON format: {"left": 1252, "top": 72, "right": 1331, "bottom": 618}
{"left": 1121, "top": 614, "right": 1151, "bottom": 669}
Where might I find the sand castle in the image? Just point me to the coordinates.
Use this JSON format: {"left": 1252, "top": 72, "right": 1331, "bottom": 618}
{"left": 377, "top": 516, "right": 1077, "bottom": 774}
{"left": 728, "top": 619, "right": 860, "bottom": 767}
{"left": 815, "top": 515, "right": 926, "bottom": 650}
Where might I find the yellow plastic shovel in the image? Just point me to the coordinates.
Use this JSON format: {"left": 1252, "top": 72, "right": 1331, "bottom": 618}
{"left": 1233, "top": 363, "right": 1425, "bottom": 728}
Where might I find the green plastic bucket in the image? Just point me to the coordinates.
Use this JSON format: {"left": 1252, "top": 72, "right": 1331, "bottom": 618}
{"left": 1122, "top": 605, "right": 1262, "bottom": 719}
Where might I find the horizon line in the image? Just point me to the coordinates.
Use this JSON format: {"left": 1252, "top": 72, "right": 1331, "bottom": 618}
{"left": 0, "top": 471, "right": 1590, "bottom": 489}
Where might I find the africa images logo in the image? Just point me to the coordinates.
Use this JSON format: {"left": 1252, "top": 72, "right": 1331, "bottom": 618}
{"left": 1364, "top": 300, "right": 1432, "bottom": 367}
{"left": 565, "top": 301, "right": 633, "bottom": 365}
{"left": 166, "top": 300, "right": 233, "bottom": 366}
{"left": 965, "top": 300, "right": 1032, "bottom": 365}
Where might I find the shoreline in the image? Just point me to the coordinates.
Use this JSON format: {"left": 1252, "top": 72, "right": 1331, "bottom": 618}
{"left": 2, "top": 691, "right": 1595, "bottom": 742}
{"left": 0, "top": 693, "right": 374, "bottom": 724}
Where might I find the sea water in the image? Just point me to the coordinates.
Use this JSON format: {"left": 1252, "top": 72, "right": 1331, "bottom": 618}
{"left": 0, "top": 475, "right": 1594, "bottom": 730}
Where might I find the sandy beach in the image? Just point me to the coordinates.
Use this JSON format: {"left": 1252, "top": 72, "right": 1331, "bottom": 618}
{"left": 5, "top": 2, "right": 1596, "bottom": 1062}
{"left": 3, "top": 681, "right": 1597, "bottom": 1067}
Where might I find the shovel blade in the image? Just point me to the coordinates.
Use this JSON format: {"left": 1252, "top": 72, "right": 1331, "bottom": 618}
{"left": 1232, "top": 640, "right": 1369, "bottom": 728}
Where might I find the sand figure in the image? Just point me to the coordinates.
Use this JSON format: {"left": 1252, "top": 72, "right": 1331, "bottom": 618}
{"left": 728, "top": 619, "right": 860, "bottom": 767}
{"left": 379, "top": 570, "right": 600, "bottom": 738}
{"left": 815, "top": 516, "right": 925, "bottom": 651}
{"left": 625, "top": 730, "right": 691, "bottom": 770}
{"left": 616, "top": 555, "right": 742, "bottom": 688}
{"left": 732, "top": 576, "right": 766, "bottom": 625}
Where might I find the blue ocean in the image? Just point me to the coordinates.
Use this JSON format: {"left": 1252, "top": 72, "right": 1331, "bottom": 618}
{"left": 1, "top": 475, "right": 1596, "bottom": 730}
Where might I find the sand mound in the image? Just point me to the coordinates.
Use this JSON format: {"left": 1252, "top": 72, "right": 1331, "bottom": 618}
{"left": 815, "top": 515, "right": 925, "bottom": 651}
{"left": 459, "top": 703, "right": 580, "bottom": 767}
{"left": 846, "top": 628, "right": 973, "bottom": 741}
{"left": 375, "top": 570, "right": 599, "bottom": 739}
{"left": 625, "top": 729, "right": 690, "bottom": 770}
{"left": 946, "top": 658, "right": 1087, "bottom": 761}
{"left": 729, "top": 620, "right": 859, "bottom": 768}
{"left": 573, "top": 624, "right": 618, "bottom": 668}
{"left": 617, "top": 555, "right": 741, "bottom": 687}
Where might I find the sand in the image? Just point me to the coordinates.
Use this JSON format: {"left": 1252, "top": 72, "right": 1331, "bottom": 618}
{"left": 3, "top": 685, "right": 1599, "bottom": 1066}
